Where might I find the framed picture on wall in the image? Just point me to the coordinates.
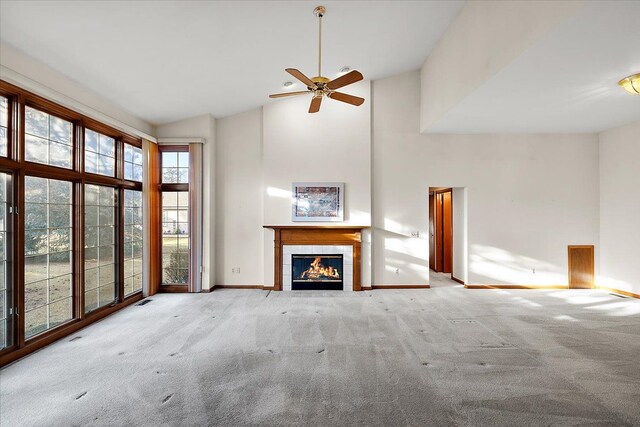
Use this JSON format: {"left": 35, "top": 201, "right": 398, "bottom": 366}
{"left": 291, "top": 182, "right": 344, "bottom": 222}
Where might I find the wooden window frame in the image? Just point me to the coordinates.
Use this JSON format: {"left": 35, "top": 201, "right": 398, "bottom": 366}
{"left": 158, "top": 145, "right": 190, "bottom": 292}
{"left": 0, "top": 80, "right": 144, "bottom": 367}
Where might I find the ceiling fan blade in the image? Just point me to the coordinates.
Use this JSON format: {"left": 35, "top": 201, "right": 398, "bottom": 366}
{"left": 327, "top": 91, "right": 365, "bottom": 106}
{"left": 326, "top": 70, "right": 363, "bottom": 90}
{"left": 269, "top": 91, "right": 310, "bottom": 98}
{"left": 286, "top": 68, "right": 317, "bottom": 88}
{"left": 309, "top": 96, "right": 322, "bottom": 113}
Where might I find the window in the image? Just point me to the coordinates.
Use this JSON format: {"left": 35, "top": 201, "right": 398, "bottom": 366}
{"left": 162, "top": 191, "right": 189, "bottom": 284}
{"left": 0, "top": 81, "right": 146, "bottom": 364}
{"left": 162, "top": 151, "right": 189, "bottom": 183}
{"left": 84, "top": 184, "right": 116, "bottom": 313}
{"left": 85, "top": 129, "right": 115, "bottom": 176}
{"left": 124, "top": 144, "right": 143, "bottom": 182}
{"left": 160, "top": 148, "right": 190, "bottom": 287}
{"left": 25, "top": 106, "right": 73, "bottom": 168}
{"left": 0, "top": 96, "right": 8, "bottom": 157}
{"left": 0, "top": 173, "right": 10, "bottom": 349}
{"left": 124, "top": 190, "right": 143, "bottom": 295}
{"left": 24, "top": 177, "right": 73, "bottom": 338}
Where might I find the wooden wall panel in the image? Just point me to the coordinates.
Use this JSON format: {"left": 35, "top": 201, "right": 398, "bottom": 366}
{"left": 568, "top": 245, "right": 594, "bottom": 289}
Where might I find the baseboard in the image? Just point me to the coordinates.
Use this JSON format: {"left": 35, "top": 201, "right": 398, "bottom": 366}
{"left": 597, "top": 286, "right": 640, "bottom": 299}
{"left": 464, "top": 284, "right": 568, "bottom": 290}
{"left": 371, "top": 284, "right": 430, "bottom": 289}
{"left": 213, "top": 285, "right": 267, "bottom": 290}
{"left": 451, "top": 276, "right": 465, "bottom": 285}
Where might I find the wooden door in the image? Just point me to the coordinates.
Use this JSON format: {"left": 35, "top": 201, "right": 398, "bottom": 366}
{"left": 434, "top": 193, "right": 444, "bottom": 271}
{"left": 442, "top": 191, "right": 453, "bottom": 273}
{"left": 429, "top": 193, "right": 435, "bottom": 270}
{"left": 568, "top": 245, "right": 594, "bottom": 289}
{"left": 429, "top": 189, "right": 453, "bottom": 273}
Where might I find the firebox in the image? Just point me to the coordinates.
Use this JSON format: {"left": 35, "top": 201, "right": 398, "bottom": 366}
{"left": 291, "top": 254, "right": 344, "bottom": 290}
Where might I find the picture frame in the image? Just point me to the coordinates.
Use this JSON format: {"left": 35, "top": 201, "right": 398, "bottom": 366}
{"left": 291, "top": 182, "right": 344, "bottom": 222}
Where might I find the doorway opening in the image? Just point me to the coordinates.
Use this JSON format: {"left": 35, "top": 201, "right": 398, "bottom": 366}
{"left": 429, "top": 188, "right": 452, "bottom": 274}
{"left": 429, "top": 187, "right": 467, "bottom": 287}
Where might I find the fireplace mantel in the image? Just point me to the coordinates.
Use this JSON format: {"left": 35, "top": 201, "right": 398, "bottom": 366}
{"left": 264, "top": 225, "right": 369, "bottom": 291}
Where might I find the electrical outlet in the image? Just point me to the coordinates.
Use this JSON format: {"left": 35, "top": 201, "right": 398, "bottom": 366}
{"left": 532, "top": 268, "right": 536, "bottom": 274}
{"left": 410, "top": 231, "right": 420, "bottom": 238}
{"left": 231, "top": 267, "right": 241, "bottom": 274}
{"left": 395, "top": 268, "right": 400, "bottom": 275}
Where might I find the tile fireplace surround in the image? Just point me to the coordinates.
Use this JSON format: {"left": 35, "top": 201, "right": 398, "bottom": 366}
{"left": 283, "top": 245, "right": 353, "bottom": 291}
{"left": 263, "top": 226, "right": 368, "bottom": 291}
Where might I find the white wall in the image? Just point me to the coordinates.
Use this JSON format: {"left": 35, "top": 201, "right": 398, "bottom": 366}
{"left": 374, "top": 70, "right": 600, "bottom": 286}
{"left": 419, "top": 1, "right": 583, "bottom": 133}
{"left": 156, "top": 114, "right": 216, "bottom": 290}
{"left": 212, "top": 83, "right": 372, "bottom": 288}
{"left": 262, "top": 81, "right": 372, "bottom": 287}
{"left": 213, "top": 70, "right": 599, "bottom": 288}
{"left": 598, "top": 120, "right": 640, "bottom": 295}
{"left": 215, "top": 108, "right": 264, "bottom": 286}
{"left": 0, "top": 42, "right": 154, "bottom": 139}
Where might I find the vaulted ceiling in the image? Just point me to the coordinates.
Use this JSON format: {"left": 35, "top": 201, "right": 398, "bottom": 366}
{"left": 0, "top": 0, "right": 464, "bottom": 125}
{"left": 427, "top": 1, "right": 640, "bottom": 134}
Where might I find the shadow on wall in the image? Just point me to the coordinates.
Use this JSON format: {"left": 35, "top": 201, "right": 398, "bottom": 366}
{"left": 374, "top": 226, "right": 429, "bottom": 282}
{"left": 470, "top": 244, "right": 566, "bottom": 285}
{"left": 597, "top": 275, "right": 637, "bottom": 296}
{"left": 465, "top": 244, "right": 639, "bottom": 302}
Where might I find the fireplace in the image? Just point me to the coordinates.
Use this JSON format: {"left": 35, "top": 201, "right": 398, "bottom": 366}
{"left": 264, "top": 225, "right": 366, "bottom": 291}
{"left": 291, "top": 254, "right": 343, "bottom": 290}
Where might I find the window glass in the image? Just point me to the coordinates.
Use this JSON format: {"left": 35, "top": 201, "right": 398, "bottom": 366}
{"left": 85, "top": 129, "right": 115, "bottom": 176}
{"left": 0, "top": 96, "right": 8, "bottom": 157}
{"left": 162, "top": 191, "right": 189, "bottom": 284}
{"left": 24, "top": 106, "right": 73, "bottom": 168}
{"left": 84, "top": 184, "right": 116, "bottom": 312}
{"left": 162, "top": 151, "right": 189, "bottom": 183}
{"left": 124, "top": 190, "right": 143, "bottom": 295}
{"left": 0, "top": 173, "right": 9, "bottom": 348}
{"left": 24, "top": 177, "right": 73, "bottom": 338}
{"left": 124, "top": 144, "right": 143, "bottom": 182}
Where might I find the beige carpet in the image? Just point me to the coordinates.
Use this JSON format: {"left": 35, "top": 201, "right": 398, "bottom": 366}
{"left": 1, "top": 274, "right": 639, "bottom": 426}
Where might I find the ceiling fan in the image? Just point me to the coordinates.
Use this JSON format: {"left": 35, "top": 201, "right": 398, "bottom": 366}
{"left": 269, "top": 5, "right": 365, "bottom": 113}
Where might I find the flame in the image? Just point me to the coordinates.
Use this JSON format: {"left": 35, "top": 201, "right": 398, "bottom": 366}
{"left": 300, "top": 256, "right": 340, "bottom": 280}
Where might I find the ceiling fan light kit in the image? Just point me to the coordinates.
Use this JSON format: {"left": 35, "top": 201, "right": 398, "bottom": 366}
{"left": 269, "top": 5, "right": 365, "bottom": 113}
{"left": 618, "top": 73, "right": 640, "bottom": 95}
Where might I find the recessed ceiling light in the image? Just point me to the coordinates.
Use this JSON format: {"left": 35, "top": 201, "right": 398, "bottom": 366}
{"left": 618, "top": 73, "right": 640, "bottom": 95}
{"left": 283, "top": 81, "right": 294, "bottom": 88}
{"left": 340, "top": 66, "right": 351, "bottom": 74}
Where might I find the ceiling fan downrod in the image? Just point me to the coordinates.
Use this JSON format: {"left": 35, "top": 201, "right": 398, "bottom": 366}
{"left": 314, "top": 6, "right": 326, "bottom": 79}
